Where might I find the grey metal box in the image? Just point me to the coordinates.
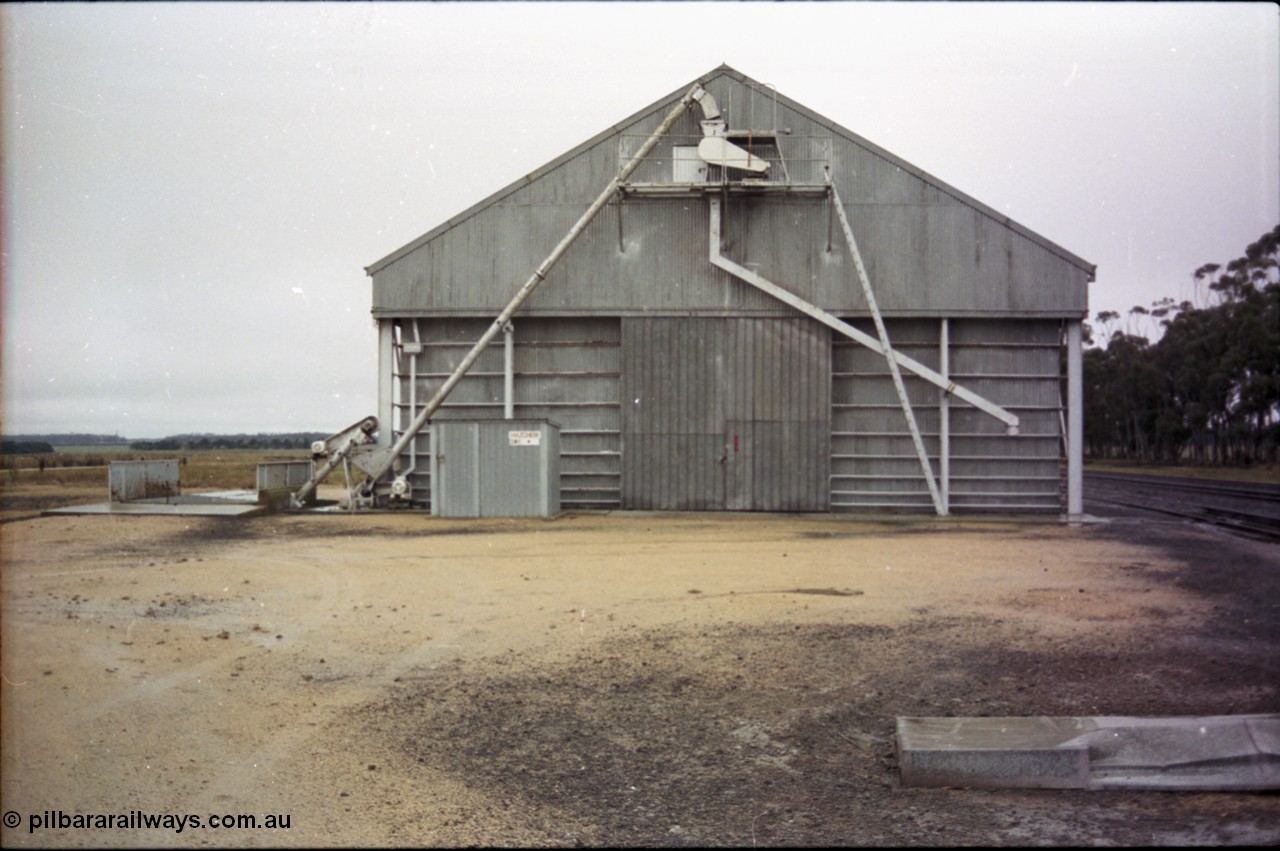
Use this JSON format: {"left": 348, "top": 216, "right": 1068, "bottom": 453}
{"left": 109, "top": 460, "right": 180, "bottom": 503}
{"left": 256, "top": 460, "right": 315, "bottom": 491}
{"left": 257, "top": 459, "right": 317, "bottom": 509}
{"left": 430, "top": 419, "right": 560, "bottom": 518}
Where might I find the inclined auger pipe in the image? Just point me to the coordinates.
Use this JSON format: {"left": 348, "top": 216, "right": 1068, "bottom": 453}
{"left": 348, "top": 83, "right": 709, "bottom": 500}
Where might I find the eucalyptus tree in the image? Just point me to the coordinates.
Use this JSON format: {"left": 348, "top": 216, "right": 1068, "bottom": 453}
{"left": 1084, "top": 225, "right": 1279, "bottom": 464}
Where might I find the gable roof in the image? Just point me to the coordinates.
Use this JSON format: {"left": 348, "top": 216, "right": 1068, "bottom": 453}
{"left": 367, "top": 64, "right": 1094, "bottom": 280}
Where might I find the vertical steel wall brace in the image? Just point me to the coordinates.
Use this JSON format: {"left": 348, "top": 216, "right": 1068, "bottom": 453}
{"left": 616, "top": 196, "right": 625, "bottom": 253}
{"left": 377, "top": 320, "right": 396, "bottom": 449}
{"left": 1067, "top": 320, "right": 1084, "bottom": 522}
{"left": 940, "top": 318, "right": 951, "bottom": 513}
{"left": 503, "top": 321, "right": 515, "bottom": 420}
{"left": 405, "top": 320, "right": 420, "bottom": 480}
{"left": 826, "top": 197, "right": 834, "bottom": 253}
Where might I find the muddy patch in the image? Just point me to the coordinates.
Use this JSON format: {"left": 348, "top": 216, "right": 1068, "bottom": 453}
{"left": 361, "top": 617, "right": 1279, "bottom": 846}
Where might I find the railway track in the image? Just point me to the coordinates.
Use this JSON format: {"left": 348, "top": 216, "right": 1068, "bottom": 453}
{"left": 1084, "top": 471, "right": 1280, "bottom": 542}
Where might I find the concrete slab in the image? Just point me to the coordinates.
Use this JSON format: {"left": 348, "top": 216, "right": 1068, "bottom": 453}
{"left": 41, "top": 488, "right": 348, "bottom": 518}
{"left": 897, "top": 714, "right": 1280, "bottom": 791}
{"left": 45, "top": 498, "right": 265, "bottom": 518}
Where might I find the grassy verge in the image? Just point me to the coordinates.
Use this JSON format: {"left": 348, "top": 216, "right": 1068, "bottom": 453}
{"left": 3, "top": 449, "right": 313, "bottom": 491}
{"left": 1085, "top": 460, "right": 1279, "bottom": 486}
{"left": 0, "top": 448, "right": 377, "bottom": 521}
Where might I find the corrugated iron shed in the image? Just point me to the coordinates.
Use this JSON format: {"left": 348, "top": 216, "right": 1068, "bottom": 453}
{"left": 363, "top": 64, "right": 1093, "bottom": 516}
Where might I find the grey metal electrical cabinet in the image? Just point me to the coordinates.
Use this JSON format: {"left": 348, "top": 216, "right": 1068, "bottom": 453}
{"left": 430, "top": 419, "right": 561, "bottom": 517}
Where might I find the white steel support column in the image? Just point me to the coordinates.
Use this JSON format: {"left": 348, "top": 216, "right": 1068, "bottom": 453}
{"left": 377, "top": 319, "right": 396, "bottom": 448}
{"left": 940, "top": 318, "right": 951, "bottom": 513}
{"left": 1067, "top": 319, "right": 1084, "bottom": 522}
{"left": 405, "top": 320, "right": 420, "bottom": 478}
{"left": 503, "top": 321, "right": 515, "bottom": 420}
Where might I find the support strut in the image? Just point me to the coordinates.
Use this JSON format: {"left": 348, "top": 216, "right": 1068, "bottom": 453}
{"left": 291, "top": 417, "right": 378, "bottom": 507}
{"left": 825, "top": 178, "right": 943, "bottom": 515}
{"left": 707, "top": 180, "right": 1023, "bottom": 516}
{"left": 342, "top": 83, "right": 711, "bottom": 503}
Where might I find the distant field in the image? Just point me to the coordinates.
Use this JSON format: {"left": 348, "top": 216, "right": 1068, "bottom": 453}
{"left": 4, "top": 447, "right": 318, "bottom": 491}
{"left": 1084, "top": 460, "right": 1279, "bottom": 486}
{"left": 0, "top": 447, "right": 375, "bottom": 521}
{"left": 53, "top": 445, "right": 308, "bottom": 456}
{"left": 52, "top": 444, "right": 138, "bottom": 454}
{"left": 5, "top": 447, "right": 1274, "bottom": 501}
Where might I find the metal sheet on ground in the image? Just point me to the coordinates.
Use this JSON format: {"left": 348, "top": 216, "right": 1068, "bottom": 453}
{"left": 897, "top": 714, "right": 1280, "bottom": 791}
{"left": 44, "top": 502, "right": 266, "bottom": 518}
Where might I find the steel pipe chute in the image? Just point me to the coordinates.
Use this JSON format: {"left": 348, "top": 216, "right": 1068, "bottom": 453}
{"left": 338, "top": 83, "right": 711, "bottom": 503}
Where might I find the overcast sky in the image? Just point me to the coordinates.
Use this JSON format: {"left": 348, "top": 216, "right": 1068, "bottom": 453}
{"left": 3, "top": 2, "right": 1277, "bottom": 439}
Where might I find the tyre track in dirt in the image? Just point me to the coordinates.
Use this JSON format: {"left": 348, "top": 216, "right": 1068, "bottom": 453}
{"left": 3, "top": 510, "right": 1278, "bottom": 846}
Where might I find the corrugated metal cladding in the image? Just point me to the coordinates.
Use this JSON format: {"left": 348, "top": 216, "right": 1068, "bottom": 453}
{"left": 368, "top": 65, "right": 1093, "bottom": 514}
{"left": 429, "top": 420, "right": 560, "bottom": 518}
{"left": 394, "top": 317, "right": 619, "bottom": 510}
{"left": 369, "top": 66, "right": 1092, "bottom": 321}
{"left": 393, "top": 313, "right": 1062, "bottom": 513}
{"left": 256, "top": 460, "right": 315, "bottom": 491}
{"left": 108, "top": 460, "right": 180, "bottom": 503}
{"left": 621, "top": 317, "right": 830, "bottom": 511}
{"left": 831, "top": 318, "right": 1063, "bottom": 512}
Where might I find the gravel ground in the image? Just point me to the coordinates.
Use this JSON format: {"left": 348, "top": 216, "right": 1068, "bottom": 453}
{"left": 1, "top": 493, "right": 1277, "bottom": 846}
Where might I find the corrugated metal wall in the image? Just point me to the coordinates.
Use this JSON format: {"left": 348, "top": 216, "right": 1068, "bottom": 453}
{"left": 392, "top": 313, "right": 1062, "bottom": 514}
{"left": 430, "top": 419, "right": 560, "bottom": 518}
{"left": 394, "top": 317, "right": 620, "bottom": 510}
{"left": 370, "top": 70, "right": 1091, "bottom": 320}
{"left": 369, "top": 67, "right": 1087, "bottom": 515}
{"left": 831, "top": 318, "right": 1063, "bottom": 512}
{"left": 832, "top": 319, "right": 941, "bottom": 511}
{"left": 946, "top": 319, "right": 1063, "bottom": 511}
{"left": 621, "top": 316, "right": 830, "bottom": 511}
{"left": 108, "top": 460, "right": 180, "bottom": 503}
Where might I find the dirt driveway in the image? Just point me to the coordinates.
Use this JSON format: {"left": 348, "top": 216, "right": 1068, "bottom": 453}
{"left": 2, "top": 501, "right": 1278, "bottom": 846}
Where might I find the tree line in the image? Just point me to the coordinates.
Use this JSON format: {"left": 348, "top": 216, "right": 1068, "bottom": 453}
{"left": 1083, "top": 225, "right": 1279, "bottom": 465}
{"left": 1, "top": 432, "right": 329, "bottom": 455}
{"left": 0, "top": 441, "right": 56, "bottom": 455}
{"left": 127, "top": 433, "right": 329, "bottom": 451}
{"left": 1, "top": 433, "right": 124, "bottom": 448}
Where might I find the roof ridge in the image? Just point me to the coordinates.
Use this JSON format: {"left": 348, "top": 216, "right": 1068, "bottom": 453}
{"left": 366, "top": 66, "right": 1093, "bottom": 278}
